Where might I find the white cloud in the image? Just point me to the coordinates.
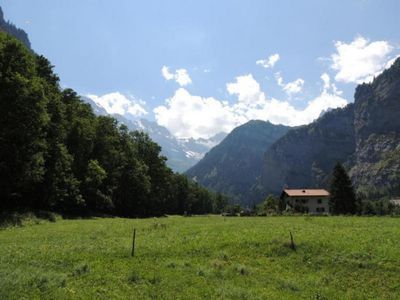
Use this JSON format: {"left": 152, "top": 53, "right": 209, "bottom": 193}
{"left": 275, "top": 72, "right": 284, "bottom": 86}
{"left": 86, "top": 92, "right": 147, "bottom": 118}
{"left": 154, "top": 88, "right": 236, "bottom": 139}
{"left": 161, "top": 66, "right": 174, "bottom": 80}
{"left": 320, "top": 73, "right": 343, "bottom": 96}
{"left": 161, "top": 65, "right": 192, "bottom": 86}
{"left": 275, "top": 73, "right": 305, "bottom": 96}
{"left": 283, "top": 78, "right": 305, "bottom": 95}
{"left": 226, "top": 74, "right": 265, "bottom": 105}
{"left": 256, "top": 53, "right": 280, "bottom": 68}
{"left": 154, "top": 74, "right": 347, "bottom": 139}
{"left": 385, "top": 54, "right": 400, "bottom": 69}
{"left": 174, "top": 69, "right": 192, "bottom": 86}
{"left": 331, "top": 36, "right": 395, "bottom": 83}
{"left": 321, "top": 73, "right": 330, "bottom": 89}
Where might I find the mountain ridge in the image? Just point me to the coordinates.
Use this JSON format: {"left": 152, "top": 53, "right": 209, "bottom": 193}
{"left": 186, "top": 120, "right": 291, "bottom": 205}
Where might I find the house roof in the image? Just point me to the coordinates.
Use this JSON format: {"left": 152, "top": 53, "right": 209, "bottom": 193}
{"left": 283, "top": 189, "right": 330, "bottom": 197}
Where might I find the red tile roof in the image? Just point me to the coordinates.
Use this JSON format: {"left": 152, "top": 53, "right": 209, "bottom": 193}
{"left": 283, "top": 189, "right": 330, "bottom": 197}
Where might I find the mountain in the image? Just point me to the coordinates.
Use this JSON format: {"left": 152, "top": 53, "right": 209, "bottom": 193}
{"left": 259, "top": 57, "right": 400, "bottom": 200}
{"left": 259, "top": 104, "right": 355, "bottom": 195}
{"left": 350, "top": 58, "right": 400, "bottom": 198}
{"left": 0, "top": 7, "right": 31, "bottom": 49}
{"left": 81, "top": 96, "right": 226, "bottom": 172}
{"left": 186, "top": 120, "right": 291, "bottom": 205}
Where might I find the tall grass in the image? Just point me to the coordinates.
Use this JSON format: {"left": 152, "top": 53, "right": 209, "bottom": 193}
{"left": 0, "top": 216, "right": 399, "bottom": 299}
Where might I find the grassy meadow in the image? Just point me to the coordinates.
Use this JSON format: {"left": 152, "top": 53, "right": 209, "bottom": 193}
{"left": 0, "top": 215, "right": 399, "bottom": 299}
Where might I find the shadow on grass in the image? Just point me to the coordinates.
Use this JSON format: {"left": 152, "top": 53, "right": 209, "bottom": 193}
{"left": 0, "top": 210, "right": 58, "bottom": 228}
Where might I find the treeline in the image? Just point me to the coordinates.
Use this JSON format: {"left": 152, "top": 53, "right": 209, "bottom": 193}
{"left": 0, "top": 32, "right": 224, "bottom": 217}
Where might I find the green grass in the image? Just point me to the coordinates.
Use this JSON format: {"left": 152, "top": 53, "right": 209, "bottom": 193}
{"left": 1, "top": 216, "right": 399, "bottom": 299}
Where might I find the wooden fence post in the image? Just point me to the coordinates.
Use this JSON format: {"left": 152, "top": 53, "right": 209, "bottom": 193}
{"left": 131, "top": 228, "right": 136, "bottom": 257}
{"left": 289, "top": 231, "right": 296, "bottom": 251}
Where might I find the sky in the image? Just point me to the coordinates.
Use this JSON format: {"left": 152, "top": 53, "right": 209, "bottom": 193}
{"left": 2, "top": 0, "right": 400, "bottom": 139}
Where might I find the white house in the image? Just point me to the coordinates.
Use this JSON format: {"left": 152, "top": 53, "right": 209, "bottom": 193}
{"left": 390, "top": 199, "right": 400, "bottom": 206}
{"left": 281, "top": 189, "right": 330, "bottom": 214}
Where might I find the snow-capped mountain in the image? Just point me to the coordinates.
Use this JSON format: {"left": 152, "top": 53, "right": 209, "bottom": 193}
{"left": 81, "top": 96, "right": 227, "bottom": 172}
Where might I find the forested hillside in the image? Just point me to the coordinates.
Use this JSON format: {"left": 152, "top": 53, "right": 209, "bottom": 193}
{"left": 186, "top": 120, "right": 290, "bottom": 205}
{"left": 0, "top": 32, "right": 220, "bottom": 217}
{"left": 260, "top": 104, "right": 355, "bottom": 195}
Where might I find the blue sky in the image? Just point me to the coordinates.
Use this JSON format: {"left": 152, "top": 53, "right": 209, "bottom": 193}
{"left": 2, "top": 0, "right": 400, "bottom": 138}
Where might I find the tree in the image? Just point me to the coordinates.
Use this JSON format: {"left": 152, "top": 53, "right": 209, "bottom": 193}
{"left": 257, "top": 194, "right": 277, "bottom": 214}
{"left": 83, "top": 159, "right": 113, "bottom": 212}
{"left": 329, "top": 163, "right": 357, "bottom": 214}
{"left": 0, "top": 33, "right": 49, "bottom": 209}
{"left": 213, "top": 193, "right": 229, "bottom": 214}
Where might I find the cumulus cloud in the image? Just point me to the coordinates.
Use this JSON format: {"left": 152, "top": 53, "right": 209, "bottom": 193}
{"left": 86, "top": 92, "right": 147, "bottom": 118}
{"left": 283, "top": 78, "right": 305, "bottom": 95}
{"left": 331, "top": 36, "right": 396, "bottom": 83}
{"left": 154, "top": 74, "right": 347, "bottom": 139}
{"left": 226, "top": 74, "right": 265, "bottom": 105}
{"left": 275, "top": 73, "right": 305, "bottom": 96}
{"left": 154, "top": 88, "right": 236, "bottom": 139}
{"left": 161, "top": 65, "right": 192, "bottom": 86}
{"left": 256, "top": 53, "right": 280, "bottom": 68}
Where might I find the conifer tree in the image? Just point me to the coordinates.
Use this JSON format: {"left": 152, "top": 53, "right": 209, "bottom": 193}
{"left": 329, "top": 163, "right": 357, "bottom": 214}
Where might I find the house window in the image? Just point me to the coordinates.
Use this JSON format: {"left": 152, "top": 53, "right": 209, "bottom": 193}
{"left": 316, "top": 207, "right": 325, "bottom": 213}
{"left": 317, "top": 199, "right": 322, "bottom": 204}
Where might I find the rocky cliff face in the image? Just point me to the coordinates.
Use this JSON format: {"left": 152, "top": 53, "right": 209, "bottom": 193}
{"left": 186, "top": 120, "right": 290, "bottom": 205}
{"left": 259, "top": 104, "right": 355, "bottom": 196}
{"left": 350, "top": 58, "right": 400, "bottom": 198}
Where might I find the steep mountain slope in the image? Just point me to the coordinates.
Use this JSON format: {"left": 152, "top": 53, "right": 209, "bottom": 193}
{"left": 0, "top": 7, "right": 31, "bottom": 49}
{"left": 186, "top": 120, "right": 291, "bottom": 205}
{"left": 82, "top": 96, "right": 226, "bottom": 172}
{"left": 259, "top": 57, "right": 400, "bottom": 200}
{"left": 350, "top": 58, "right": 400, "bottom": 198}
{"left": 259, "top": 105, "right": 355, "bottom": 195}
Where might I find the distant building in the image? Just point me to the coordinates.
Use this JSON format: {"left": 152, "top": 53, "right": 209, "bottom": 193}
{"left": 281, "top": 189, "right": 330, "bottom": 214}
{"left": 390, "top": 199, "right": 400, "bottom": 206}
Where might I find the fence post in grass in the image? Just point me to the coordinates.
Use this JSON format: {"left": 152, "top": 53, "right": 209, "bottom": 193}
{"left": 131, "top": 228, "right": 136, "bottom": 257}
{"left": 289, "top": 231, "right": 296, "bottom": 251}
